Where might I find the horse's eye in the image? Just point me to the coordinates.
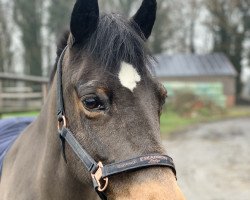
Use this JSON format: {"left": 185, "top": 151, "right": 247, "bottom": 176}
{"left": 82, "top": 96, "right": 105, "bottom": 111}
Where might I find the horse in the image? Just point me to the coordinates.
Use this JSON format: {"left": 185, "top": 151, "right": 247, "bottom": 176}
{"left": 0, "top": 0, "right": 186, "bottom": 199}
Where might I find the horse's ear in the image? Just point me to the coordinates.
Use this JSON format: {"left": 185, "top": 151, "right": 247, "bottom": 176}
{"left": 70, "top": 0, "right": 99, "bottom": 45}
{"left": 131, "top": 0, "right": 157, "bottom": 39}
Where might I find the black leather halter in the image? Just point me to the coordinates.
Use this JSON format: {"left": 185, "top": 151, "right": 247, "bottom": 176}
{"left": 56, "top": 46, "right": 176, "bottom": 200}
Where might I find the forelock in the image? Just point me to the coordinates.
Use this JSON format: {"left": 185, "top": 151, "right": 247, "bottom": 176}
{"left": 83, "top": 13, "right": 153, "bottom": 72}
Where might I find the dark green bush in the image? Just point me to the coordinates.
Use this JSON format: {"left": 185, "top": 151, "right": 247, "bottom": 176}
{"left": 165, "top": 90, "right": 225, "bottom": 117}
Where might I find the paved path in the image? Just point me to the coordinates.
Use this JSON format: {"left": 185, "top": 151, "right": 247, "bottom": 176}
{"left": 163, "top": 118, "right": 250, "bottom": 200}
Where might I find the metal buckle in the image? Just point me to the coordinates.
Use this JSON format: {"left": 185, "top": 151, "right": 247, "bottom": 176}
{"left": 91, "top": 162, "right": 109, "bottom": 192}
{"left": 57, "top": 115, "right": 67, "bottom": 131}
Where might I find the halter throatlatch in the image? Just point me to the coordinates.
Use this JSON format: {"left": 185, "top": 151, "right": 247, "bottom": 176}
{"left": 56, "top": 46, "right": 177, "bottom": 200}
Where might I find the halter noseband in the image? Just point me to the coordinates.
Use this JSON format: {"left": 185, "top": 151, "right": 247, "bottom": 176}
{"left": 56, "top": 46, "right": 176, "bottom": 200}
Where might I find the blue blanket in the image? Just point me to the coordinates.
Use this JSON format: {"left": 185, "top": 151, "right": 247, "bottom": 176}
{"left": 0, "top": 117, "right": 34, "bottom": 174}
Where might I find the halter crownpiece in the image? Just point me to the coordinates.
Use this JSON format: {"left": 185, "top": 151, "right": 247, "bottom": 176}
{"left": 56, "top": 46, "right": 176, "bottom": 200}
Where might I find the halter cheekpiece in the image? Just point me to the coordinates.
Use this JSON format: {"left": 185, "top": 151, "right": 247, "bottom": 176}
{"left": 56, "top": 46, "right": 176, "bottom": 200}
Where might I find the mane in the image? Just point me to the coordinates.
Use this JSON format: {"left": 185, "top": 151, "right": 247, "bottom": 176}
{"left": 50, "top": 13, "right": 153, "bottom": 84}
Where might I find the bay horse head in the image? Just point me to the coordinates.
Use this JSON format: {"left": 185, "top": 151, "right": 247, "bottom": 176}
{"left": 54, "top": 0, "right": 186, "bottom": 199}
{"left": 0, "top": 0, "right": 186, "bottom": 199}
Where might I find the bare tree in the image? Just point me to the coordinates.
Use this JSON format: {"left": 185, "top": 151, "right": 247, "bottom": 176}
{"left": 186, "top": 0, "right": 201, "bottom": 53}
{"left": 45, "top": 0, "right": 73, "bottom": 75}
{"left": 150, "top": 0, "right": 194, "bottom": 54}
{"left": 240, "top": 0, "right": 250, "bottom": 68}
{"left": 0, "top": 1, "right": 13, "bottom": 73}
{"left": 149, "top": 0, "right": 176, "bottom": 54}
{"left": 47, "top": 0, "right": 73, "bottom": 37}
{"left": 204, "top": 0, "right": 250, "bottom": 94}
{"left": 13, "top": 0, "right": 43, "bottom": 76}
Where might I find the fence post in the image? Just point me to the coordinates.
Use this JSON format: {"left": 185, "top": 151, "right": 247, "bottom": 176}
{"left": 0, "top": 73, "right": 49, "bottom": 114}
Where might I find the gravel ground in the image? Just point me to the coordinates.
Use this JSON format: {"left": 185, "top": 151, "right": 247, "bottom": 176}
{"left": 163, "top": 118, "right": 250, "bottom": 200}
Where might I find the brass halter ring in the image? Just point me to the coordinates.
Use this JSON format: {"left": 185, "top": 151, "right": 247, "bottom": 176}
{"left": 91, "top": 162, "right": 109, "bottom": 192}
{"left": 57, "top": 115, "right": 67, "bottom": 131}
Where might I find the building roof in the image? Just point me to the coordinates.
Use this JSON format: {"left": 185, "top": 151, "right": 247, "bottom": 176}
{"left": 154, "top": 53, "right": 237, "bottom": 78}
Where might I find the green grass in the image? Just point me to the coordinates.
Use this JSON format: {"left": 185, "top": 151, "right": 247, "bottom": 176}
{"left": 1, "top": 106, "right": 250, "bottom": 136}
{"left": 160, "top": 106, "right": 250, "bottom": 136}
{"left": 1, "top": 111, "right": 39, "bottom": 118}
{"left": 160, "top": 110, "right": 198, "bottom": 134}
